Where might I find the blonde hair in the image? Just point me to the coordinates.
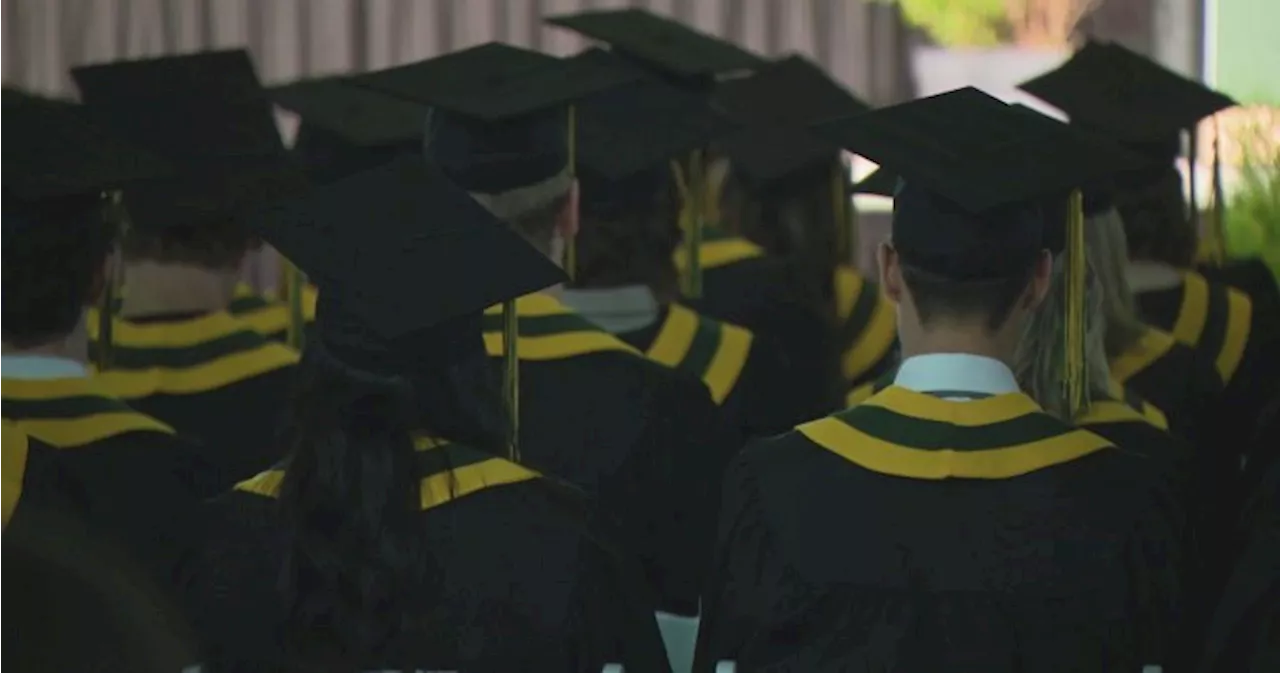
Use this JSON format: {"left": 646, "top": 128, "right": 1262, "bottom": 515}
{"left": 1086, "top": 208, "right": 1147, "bottom": 358}
{"left": 1015, "top": 254, "right": 1112, "bottom": 422}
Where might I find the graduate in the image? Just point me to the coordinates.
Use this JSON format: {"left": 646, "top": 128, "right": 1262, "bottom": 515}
{"left": 192, "top": 155, "right": 670, "bottom": 673}
{"left": 547, "top": 9, "right": 844, "bottom": 410}
{"left": 2, "top": 91, "right": 209, "bottom": 597}
{"left": 1021, "top": 41, "right": 1280, "bottom": 471}
{"left": 713, "top": 54, "right": 900, "bottom": 390}
{"left": 561, "top": 52, "right": 824, "bottom": 439}
{"left": 351, "top": 42, "right": 733, "bottom": 618}
{"left": 695, "top": 89, "right": 1182, "bottom": 672}
{"left": 71, "top": 50, "right": 307, "bottom": 489}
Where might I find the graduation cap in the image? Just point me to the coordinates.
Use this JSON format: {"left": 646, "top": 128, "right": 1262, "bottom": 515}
{"left": 352, "top": 42, "right": 635, "bottom": 195}
{"left": 71, "top": 50, "right": 308, "bottom": 233}
{"left": 715, "top": 55, "right": 870, "bottom": 128}
{"left": 813, "top": 87, "right": 1148, "bottom": 280}
{"left": 574, "top": 61, "right": 732, "bottom": 218}
{"left": 270, "top": 76, "right": 429, "bottom": 184}
{"left": 249, "top": 153, "right": 564, "bottom": 366}
{"left": 545, "top": 8, "right": 763, "bottom": 89}
{"left": 1018, "top": 40, "right": 1236, "bottom": 155}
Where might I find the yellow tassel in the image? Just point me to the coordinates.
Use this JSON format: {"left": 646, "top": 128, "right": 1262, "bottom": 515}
{"left": 501, "top": 299, "right": 520, "bottom": 462}
{"left": 671, "top": 155, "right": 704, "bottom": 298}
{"left": 96, "top": 190, "right": 124, "bottom": 371}
{"left": 564, "top": 105, "right": 578, "bottom": 280}
{"left": 1064, "top": 189, "right": 1088, "bottom": 419}
{"left": 280, "top": 258, "right": 306, "bottom": 351}
{"left": 831, "top": 158, "right": 850, "bottom": 266}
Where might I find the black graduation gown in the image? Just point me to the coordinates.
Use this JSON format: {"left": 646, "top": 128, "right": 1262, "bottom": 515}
{"left": 696, "top": 386, "right": 1183, "bottom": 672}
{"left": 2, "top": 376, "right": 208, "bottom": 598}
{"left": 1109, "top": 326, "right": 1224, "bottom": 446}
{"left": 484, "top": 292, "right": 736, "bottom": 616}
{"left": 90, "top": 310, "right": 299, "bottom": 490}
{"left": 832, "top": 264, "right": 899, "bottom": 388}
{"left": 618, "top": 303, "right": 822, "bottom": 440}
{"left": 191, "top": 439, "right": 671, "bottom": 673}
{"left": 224, "top": 282, "right": 319, "bottom": 344}
{"left": 1136, "top": 270, "right": 1280, "bottom": 466}
{"left": 1198, "top": 258, "right": 1280, "bottom": 335}
{"left": 677, "top": 228, "right": 843, "bottom": 415}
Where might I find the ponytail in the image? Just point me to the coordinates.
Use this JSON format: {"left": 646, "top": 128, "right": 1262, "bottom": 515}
{"left": 277, "top": 343, "right": 429, "bottom": 670}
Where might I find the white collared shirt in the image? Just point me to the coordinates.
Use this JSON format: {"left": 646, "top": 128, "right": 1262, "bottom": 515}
{"left": 556, "top": 285, "right": 661, "bottom": 333}
{"left": 1, "top": 354, "right": 89, "bottom": 380}
{"left": 893, "top": 353, "right": 1019, "bottom": 400}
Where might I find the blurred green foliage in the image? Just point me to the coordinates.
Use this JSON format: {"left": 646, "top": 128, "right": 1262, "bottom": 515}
{"left": 875, "top": 0, "right": 1009, "bottom": 47}
{"left": 1225, "top": 133, "right": 1280, "bottom": 282}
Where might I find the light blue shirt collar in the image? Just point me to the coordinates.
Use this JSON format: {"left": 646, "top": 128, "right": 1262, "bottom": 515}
{"left": 893, "top": 353, "right": 1019, "bottom": 399}
{"left": 1, "top": 354, "right": 90, "bottom": 380}
{"left": 556, "top": 285, "right": 660, "bottom": 333}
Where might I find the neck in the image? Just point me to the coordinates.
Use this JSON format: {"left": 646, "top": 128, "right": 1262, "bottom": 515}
{"left": 1, "top": 318, "right": 90, "bottom": 364}
{"left": 119, "top": 261, "right": 238, "bottom": 318}
{"left": 898, "top": 321, "right": 1020, "bottom": 368}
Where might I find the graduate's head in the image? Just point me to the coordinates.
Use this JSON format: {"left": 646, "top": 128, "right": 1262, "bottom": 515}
{"left": 249, "top": 155, "right": 564, "bottom": 666}
{"left": 877, "top": 189, "right": 1055, "bottom": 352}
{"left": 2, "top": 196, "right": 119, "bottom": 349}
{"left": 1114, "top": 166, "right": 1197, "bottom": 267}
{"left": 815, "top": 88, "right": 1151, "bottom": 361}
{"left": 71, "top": 49, "right": 307, "bottom": 273}
{"left": 569, "top": 69, "right": 725, "bottom": 300}
{"left": 1081, "top": 192, "right": 1147, "bottom": 358}
{"left": 2, "top": 88, "right": 169, "bottom": 350}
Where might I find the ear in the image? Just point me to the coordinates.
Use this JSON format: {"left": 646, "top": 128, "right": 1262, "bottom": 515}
{"left": 877, "top": 242, "right": 903, "bottom": 305}
{"left": 1026, "top": 249, "right": 1054, "bottom": 309}
{"left": 556, "top": 179, "right": 580, "bottom": 240}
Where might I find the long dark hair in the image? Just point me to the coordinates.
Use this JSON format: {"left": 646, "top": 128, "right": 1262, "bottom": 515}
{"left": 276, "top": 339, "right": 508, "bottom": 670}
{"left": 573, "top": 171, "right": 684, "bottom": 302}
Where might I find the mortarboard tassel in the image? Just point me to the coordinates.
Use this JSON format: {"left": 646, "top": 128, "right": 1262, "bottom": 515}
{"left": 281, "top": 258, "right": 307, "bottom": 351}
{"left": 831, "top": 157, "right": 850, "bottom": 266}
{"left": 95, "top": 190, "right": 124, "bottom": 371}
{"left": 502, "top": 299, "right": 520, "bottom": 462}
{"left": 1187, "top": 126, "right": 1202, "bottom": 251}
{"left": 564, "top": 105, "right": 578, "bottom": 281}
{"left": 1064, "top": 189, "right": 1088, "bottom": 419}
{"left": 1210, "top": 117, "right": 1227, "bottom": 266}
{"left": 670, "top": 156, "right": 703, "bottom": 298}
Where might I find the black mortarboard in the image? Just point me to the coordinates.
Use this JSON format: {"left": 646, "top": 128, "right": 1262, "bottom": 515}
{"left": 71, "top": 50, "right": 308, "bottom": 233}
{"left": 352, "top": 42, "right": 635, "bottom": 194}
{"left": 711, "top": 55, "right": 867, "bottom": 187}
{"left": 814, "top": 87, "right": 1148, "bottom": 280}
{"left": 1019, "top": 40, "right": 1236, "bottom": 158}
{"left": 545, "top": 8, "right": 763, "bottom": 89}
{"left": 248, "top": 154, "right": 565, "bottom": 373}
{"left": 572, "top": 50, "right": 731, "bottom": 218}
{"left": 852, "top": 168, "right": 900, "bottom": 197}
{"left": 270, "top": 76, "right": 428, "bottom": 183}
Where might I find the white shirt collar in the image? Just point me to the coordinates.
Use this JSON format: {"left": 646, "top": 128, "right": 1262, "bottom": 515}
{"left": 1, "top": 354, "right": 90, "bottom": 380}
{"left": 556, "top": 285, "right": 661, "bottom": 333}
{"left": 894, "top": 353, "right": 1020, "bottom": 399}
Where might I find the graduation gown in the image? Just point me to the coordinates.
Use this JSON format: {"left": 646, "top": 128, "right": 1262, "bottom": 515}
{"left": 1109, "top": 326, "right": 1224, "bottom": 446}
{"left": 483, "top": 292, "right": 736, "bottom": 615}
{"left": 2, "top": 376, "right": 208, "bottom": 597}
{"left": 1136, "top": 270, "right": 1280, "bottom": 466}
{"left": 191, "top": 438, "right": 671, "bottom": 673}
{"left": 224, "top": 281, "right": 319, "bottom": 343}
{"left": 1198, "top": 258, "right": 1280, "bottom": 336}
{"left": 696, "top": 386, "right": 1182, "bottom": 672}
{"left": 832, "top": 264, "right": 899, "bottom": 388}
{"left": 618, "top": 303, "right": 823, "bottom": 439}
{"left": 676, "top": 228, "right": 843, "bottom": 414}
{"left": 89, "top": 310, "right": 299, "bottom": 490}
